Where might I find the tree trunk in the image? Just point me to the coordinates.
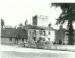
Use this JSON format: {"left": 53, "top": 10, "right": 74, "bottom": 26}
{"left": 15, "top": 38, "right": 18, "bottom": 44}
{"left": 67, "top": 20, "right": 74, "bottom": 45}
{"left": 22, "top": 38, "right": 24, "bottom": 43}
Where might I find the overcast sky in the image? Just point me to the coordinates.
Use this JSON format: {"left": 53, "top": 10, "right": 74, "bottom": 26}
{"left": 1, "top": 0, "right": 73, "bottom": 29}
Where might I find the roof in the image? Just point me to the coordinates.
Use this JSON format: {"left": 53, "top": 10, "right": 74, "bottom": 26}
{"left": 23, "top": 25, "right": 56, "bottom": 31}
{"left": 1, "top": 27, "right": 28, "bottom": 38}
{"left": 1, "top": 28, "right": 17, "bottom": 38}
{"left": 56, "top": 28, "right": 69, "bottom": 32}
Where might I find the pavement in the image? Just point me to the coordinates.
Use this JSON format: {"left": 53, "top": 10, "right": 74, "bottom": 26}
{"left": 1, "top": 45, "right": 75, "bottom": 58}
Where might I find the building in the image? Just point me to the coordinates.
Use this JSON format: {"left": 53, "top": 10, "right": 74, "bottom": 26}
{"left": 55, "top": 26, "right": 66, "bottom": 44}
{"left": 32, "top": 15, "right": 49, "bottom": 26}
{"left": 1, "top": 28, "right": 17, "bottom": 44}
{"left": 26, "top": 15, "right": 56, "bottom": 44}
{"left": 3, "top": 14, "right": 75, "bottom": 45}
{"left": 32, "top": 15, "right": 75, "bottom": 45}
{"left": 23, "top": 25, "right": 56, "bottom": 44}
{"left": 55, "top": 25, "right": 75, "bottom": 45}
{"left": 1, "top": 15, "right": 56, "bottom": 45}
{"left": 1, "top": 27, "right": 28, "bottom": 44}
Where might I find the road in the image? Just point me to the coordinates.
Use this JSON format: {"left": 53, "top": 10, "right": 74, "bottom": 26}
{"left": 1, "top": 51, "right": 75, "bottom": 58}
{"left": 1, "top": 45, "right": 75, "bottom": 58}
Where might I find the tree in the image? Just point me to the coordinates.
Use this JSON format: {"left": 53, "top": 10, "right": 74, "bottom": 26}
{"left": 25, "top": 19, "right": 28, "bottom": 26}
{"left": 16, "top": 27, "right": 28, "bottom": 44}
{"left": 51, "top": 3, "right": 75, "bottom": 45}
{"left": 19, "top": 23, "right": 23, "bottom": 28}
{"left": 1, "top": 19, "right": 4, "bottom": 28}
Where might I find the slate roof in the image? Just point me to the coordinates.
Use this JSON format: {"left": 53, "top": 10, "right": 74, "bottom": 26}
{"left": 23, "top": 25, "right": 56, "bottom": 31}
{"left": 1, "top": 27, "right": 28, "bottom": 39}
{"left": 1, "top": 28, "right": 17, "bottom": 38}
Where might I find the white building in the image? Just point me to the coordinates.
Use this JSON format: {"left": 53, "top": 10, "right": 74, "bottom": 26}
{"left": 24, "top": 25, "right": 56, "bottom": 44}
{"left": 32, "top": 15, "right": 49, "bottom": 26}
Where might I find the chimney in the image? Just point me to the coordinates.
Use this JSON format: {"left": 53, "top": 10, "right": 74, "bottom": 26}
{"left": 48, "top": 23, "right": 51, "bottom": 28}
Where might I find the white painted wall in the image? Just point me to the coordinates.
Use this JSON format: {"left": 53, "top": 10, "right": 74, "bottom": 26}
{"left": 28, "top": 29, "right": 55, "bottom": 43}
{"left": 50, "top": 31, "right": 55, "bottom": 42}
{"left": 37, "top": 15, "right": 49, "bottom": 26}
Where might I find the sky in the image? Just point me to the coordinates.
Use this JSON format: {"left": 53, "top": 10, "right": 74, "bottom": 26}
{"left": 0, "top": 0, "right": 73, "bottom": 29}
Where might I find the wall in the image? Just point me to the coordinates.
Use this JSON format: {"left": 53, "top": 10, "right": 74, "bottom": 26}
{"left": 28, "top": 29, "right": 39, "bottom": 42}
{"left": 1, "top": 37, "right": 16, "bottom": 44}
{"left": 37, "top": 15, "right": 49, "bottom": 26}
{"left": 32, "top": 15, "right": 49, "bottom": 26}
{"left": 55, "top": 29, "right": 65, "bottom": 44}
{"left": 28, "top": 29, "right": 55, "bottom": 43}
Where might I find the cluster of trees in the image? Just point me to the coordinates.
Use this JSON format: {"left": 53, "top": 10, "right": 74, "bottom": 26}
{"left": 51, "top": 3, "right": 75, "bottom": 45}
{"left": 15, "top": 26, "right": 28, "bottom": 44}
{"left": 14, "top": 21, "right": 28, "bottom": 44}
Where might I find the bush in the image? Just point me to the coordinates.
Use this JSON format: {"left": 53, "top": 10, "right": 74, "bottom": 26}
{"left": 28, "top": 39, "right": 36, "bottom": 48}
{"left": 36, "top": 40, "right": 45, "bottom": 49}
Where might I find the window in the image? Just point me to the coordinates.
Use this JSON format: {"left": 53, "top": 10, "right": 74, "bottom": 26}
{"left": 33, "top": 37, "right": 36, "bottom": 41}
{"left": 48, "top": 31, "right": 50, "bottom": 35}
{"left": 43, "top": 38, "right": 45, "bottom": 41}
{"left": 43, "top": 30, "right": 46, "bottom": 36}
{"left": 48, "top": 38, "right": 50, "bottom": 40}
{"left": 39, "top": 37, "right": 42, "bottom": 40}
{"left": 39, "top": 37, "right": 45, "bottom": 41}
{"left": 39, "top": 30, "right": 42, "bottom": 35}
{"left": 33, "top": 30, "right": 36, "bottom": 35}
